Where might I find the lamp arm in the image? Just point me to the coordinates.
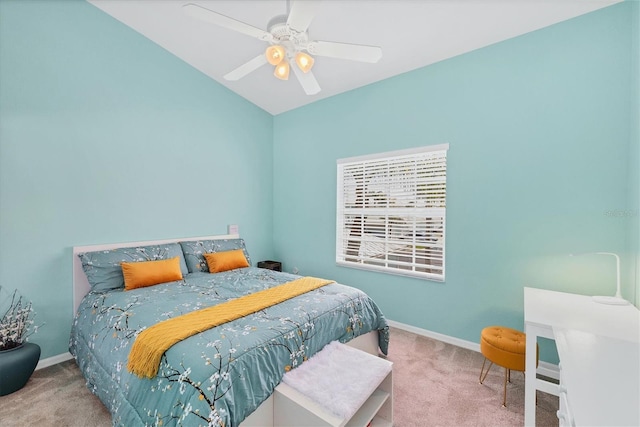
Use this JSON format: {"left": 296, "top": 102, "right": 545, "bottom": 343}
{"left": 595, "top": 252, "right": 621, "bottom": 298}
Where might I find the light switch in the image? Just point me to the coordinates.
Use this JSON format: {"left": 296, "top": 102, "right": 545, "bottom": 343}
{"left": 227, "top": 224, "right": 239, "bottom": 235}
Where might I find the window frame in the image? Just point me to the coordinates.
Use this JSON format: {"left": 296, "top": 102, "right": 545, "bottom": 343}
{"left": 335, "top": 144, "right": 449, "bottom": 281}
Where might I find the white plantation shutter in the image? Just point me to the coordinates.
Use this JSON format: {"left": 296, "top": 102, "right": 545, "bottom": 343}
{"left": 336, "top": 144, "right": 448, "bottom": 281}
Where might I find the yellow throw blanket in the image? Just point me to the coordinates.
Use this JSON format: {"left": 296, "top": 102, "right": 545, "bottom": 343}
{"left": 127, "top": 276, "right": 333, "bottom": 378}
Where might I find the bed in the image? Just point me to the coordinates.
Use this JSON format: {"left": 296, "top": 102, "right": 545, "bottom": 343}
{"left": 69, "top": 234, "right": 389, "bottom": 427}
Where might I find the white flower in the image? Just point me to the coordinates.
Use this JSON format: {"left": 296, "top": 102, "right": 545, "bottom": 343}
{"left": 178, "top": 402, "right": 193, "bottom": 421}
{"left": 0, "top": 287, "right": 42, "bottom": 350}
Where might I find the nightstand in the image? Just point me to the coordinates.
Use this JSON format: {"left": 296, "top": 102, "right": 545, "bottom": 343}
{"left": 257, "top": 260, "right": 282, "bottom": 272}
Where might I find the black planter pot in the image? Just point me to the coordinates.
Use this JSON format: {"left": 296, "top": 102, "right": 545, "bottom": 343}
{"left": 0, "top": 342, "right": 41, "bottom": 396}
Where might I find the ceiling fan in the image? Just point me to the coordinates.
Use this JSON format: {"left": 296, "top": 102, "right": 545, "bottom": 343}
{"left": 182, "top": 1, "right": 382, "bottom": 95}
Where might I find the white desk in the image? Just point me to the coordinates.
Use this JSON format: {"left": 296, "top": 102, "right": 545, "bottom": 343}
{"left": 554, "top": 328, "right": 639, "bottom": 426}
{"left": 524, "top": 287, "right": 640, "bottom": 427}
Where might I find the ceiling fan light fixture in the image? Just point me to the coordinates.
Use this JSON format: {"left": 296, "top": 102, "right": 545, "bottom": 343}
{"left": 265, "top": 45, "right": 286, "bottom": 66}
{"left": 295, "top": 52, "right": 314, "bottom": 73}
{"left": 274, "top": 61, "right": 290, "bottom": 80}
{"left": 183, "top": 2, "right": 383, "bottom": 96}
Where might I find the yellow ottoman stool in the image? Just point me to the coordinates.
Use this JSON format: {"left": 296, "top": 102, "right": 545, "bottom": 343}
{"left": 479, "top": 326, "right": 537, "bottom": 407}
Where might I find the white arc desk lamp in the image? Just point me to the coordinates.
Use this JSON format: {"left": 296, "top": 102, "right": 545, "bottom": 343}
{"left": 570, "top": 252, "right": 630, "bottom": 305}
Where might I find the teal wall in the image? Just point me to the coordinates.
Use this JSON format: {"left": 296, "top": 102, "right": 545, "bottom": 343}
{"left": 630, "top": 1, "right": 640, "bottom": 307}
{"left": 0, "top": 0, "right": 274, "bottom": 358}
{"left": 1, "top": 1, "right": 636, "bottom": 363}
{"left": 273, "top": 2, "right": 637, "bottom": 362}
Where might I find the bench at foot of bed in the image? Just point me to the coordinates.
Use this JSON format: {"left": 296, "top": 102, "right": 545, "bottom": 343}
{"left": 273, "top": 341, "right": 393, "bottom": 427}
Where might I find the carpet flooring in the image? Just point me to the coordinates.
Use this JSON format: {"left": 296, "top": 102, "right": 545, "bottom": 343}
{"left": 0, "top": 327, "right": 558, "bottom": 426}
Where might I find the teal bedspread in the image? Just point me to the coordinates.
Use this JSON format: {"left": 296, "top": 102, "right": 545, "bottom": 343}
{"left": 69, "top": 267, "right": 389, "bottom": 427}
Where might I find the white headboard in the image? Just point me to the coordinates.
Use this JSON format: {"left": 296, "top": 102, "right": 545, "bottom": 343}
{"left": 72, "top": 234, "right": 240, "bottom": 314}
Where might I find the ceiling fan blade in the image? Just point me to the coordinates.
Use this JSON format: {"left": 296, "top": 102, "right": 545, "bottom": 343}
{"left": 183, "top": 3, "right": 271, "bottom": 41}
{"left": 292, "top": 65, "right": 321, "bottom": 95}
{"left": 287, "top": 0, "right": 320, "bottom": 32}
{"left": 307, "top": 41, "right": 382, "bottom": 63}
{"left": 224, "top": 54, "right": 268, "bottom": 81}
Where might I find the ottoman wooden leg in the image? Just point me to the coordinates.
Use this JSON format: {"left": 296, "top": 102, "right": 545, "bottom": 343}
{"left": 503, "top": 368, "right": 508, "bottom": 407}
{"left": 479, "top": 357, "right": 493, "bottom": 384}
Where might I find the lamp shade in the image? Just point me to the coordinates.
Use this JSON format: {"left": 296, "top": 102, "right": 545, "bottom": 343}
{"left": 265, "top": 45, "right": 286, "bottom": 66}
{"left": 295, "top": 52, "right": 314, "bottom": 73}
{"left": 274, "top": 61, "right": 290, "bottom": 80}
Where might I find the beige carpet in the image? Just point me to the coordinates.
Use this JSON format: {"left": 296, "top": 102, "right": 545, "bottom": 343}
{"left": 0, "top": 327, "right": 558, "bottom": 426}
{"left": 388, "top": 327, "right": 558, "bottom": 427}
{"left": 0, "top": 356, "right": 111, "bottom": 426}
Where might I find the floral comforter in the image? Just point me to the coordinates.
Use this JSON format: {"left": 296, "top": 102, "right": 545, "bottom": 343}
{"left": 69, "top": 267, "right": 389, "bottom": 427}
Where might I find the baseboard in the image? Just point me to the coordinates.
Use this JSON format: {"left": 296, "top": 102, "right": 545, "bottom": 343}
{"left": 387, "top": 319, "right": 560, "bottom": 379}
{"left": 387, "top": 319, "right": 480, "bottom": 352}
{"left": 36, "top": 352, "right": 74, "bottom": 370}
{"left": 537, "top": 361, "right": 560, "bottom": 380}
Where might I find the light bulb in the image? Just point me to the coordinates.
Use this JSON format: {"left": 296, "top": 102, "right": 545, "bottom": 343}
{"left": 265, "top": 45, "right": 285, "bottom": 66}
{"left": 274, "top": 61, "right": 290, "bottom": 80}
{"left": 295, "top": 52, "right": 314, "bottom": 73}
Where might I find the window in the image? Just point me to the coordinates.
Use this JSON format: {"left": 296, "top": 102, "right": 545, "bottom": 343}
{"left": 336, "top": 144, "right": 448, "bottom": 281}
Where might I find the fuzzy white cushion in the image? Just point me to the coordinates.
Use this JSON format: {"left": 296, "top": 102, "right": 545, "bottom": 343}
{"left": 281, "top": 340, "right": 391, "bottom": 420}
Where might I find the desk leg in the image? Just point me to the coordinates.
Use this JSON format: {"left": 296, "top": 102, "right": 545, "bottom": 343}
{"left": 524, "top": 327, "right": 537, "bottom": 427}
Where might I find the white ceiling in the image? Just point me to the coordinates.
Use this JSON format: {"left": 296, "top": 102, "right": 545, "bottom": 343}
{"left": 88, "top": 0, "right": 620, "bottom": 115}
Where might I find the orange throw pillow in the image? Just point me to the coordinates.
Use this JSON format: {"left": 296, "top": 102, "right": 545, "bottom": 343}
{"left": 121, "top": 257, "right": 183, "bottom": 290}
{"left": 203, "top": 250, "right": 249, "bottom": 273}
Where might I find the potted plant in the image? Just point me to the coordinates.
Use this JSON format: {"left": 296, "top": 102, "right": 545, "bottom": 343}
{"left": 0, "top": 286, "right": 42, "bottom": 396}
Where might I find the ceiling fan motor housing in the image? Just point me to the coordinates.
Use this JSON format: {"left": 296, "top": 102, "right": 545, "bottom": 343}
{"left": 268, "top": 16, "right": 309, "bottom": 57}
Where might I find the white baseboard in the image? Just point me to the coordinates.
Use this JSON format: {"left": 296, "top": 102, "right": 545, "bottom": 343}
{"left": 387, "top": 319, "right": 559, "bottom": 379}
{"left": 387, "top": 319, "right": 480, "bottom": 352}
{"left": 36, "top": 352, "right": 73, "bottom": 370}
{"left": 537, "top": 361, "right": 560, "bottom": 380}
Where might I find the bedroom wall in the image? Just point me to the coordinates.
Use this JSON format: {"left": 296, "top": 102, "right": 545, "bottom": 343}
{"left": 272, "top": 2, "right": 636, "bottom": 362}
{"left": 630, "top": 1, "right": 640, "bottom": 308}
{"left": 0, "top": 0, "right": 274, "bottom": 359}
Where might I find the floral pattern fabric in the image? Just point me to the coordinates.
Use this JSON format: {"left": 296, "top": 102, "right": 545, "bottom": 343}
{"left": 69, "top": 267, "right": 389, "bottom": 427}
